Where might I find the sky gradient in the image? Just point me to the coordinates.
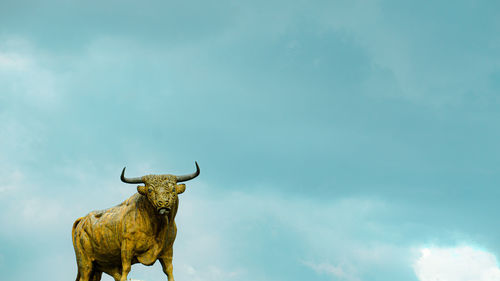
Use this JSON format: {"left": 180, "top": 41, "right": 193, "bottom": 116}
{"left": 1, "top": 1, "right": 500, "bottom": 280}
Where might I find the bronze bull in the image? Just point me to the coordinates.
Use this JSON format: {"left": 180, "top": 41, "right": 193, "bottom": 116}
{"left": 72, "top": 162, "right": 200, "bottom": 281}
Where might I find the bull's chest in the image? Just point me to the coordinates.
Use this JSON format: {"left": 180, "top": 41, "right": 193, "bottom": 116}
{"left": 132, "top": 226, "right": 173, "bottom": 266}
{"left": 135, "top": 238, "right": 163, "bottom": 265}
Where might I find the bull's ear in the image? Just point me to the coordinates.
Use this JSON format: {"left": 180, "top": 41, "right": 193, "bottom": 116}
{"left": 175, "top": 184, "right": 186, "bottom": 194}
{"left": 137, "top": 185, "right": 147, "bottom": 195}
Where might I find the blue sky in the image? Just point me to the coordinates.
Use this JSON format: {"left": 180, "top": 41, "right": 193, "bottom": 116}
{"left": 0, "top": 1, "right": 499, "bottom": 280}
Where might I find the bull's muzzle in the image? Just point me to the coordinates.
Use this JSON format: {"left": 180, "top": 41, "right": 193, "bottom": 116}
{"left": 158, "top": 207, "right": 170, "bottom": 215}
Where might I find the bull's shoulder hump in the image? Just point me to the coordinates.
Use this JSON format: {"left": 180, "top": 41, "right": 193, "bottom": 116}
{"left": 124, "top": 193, "right": 143, "bottom": 206}
{"left": 79, "top": 193, "right": 141, "bottom": 220}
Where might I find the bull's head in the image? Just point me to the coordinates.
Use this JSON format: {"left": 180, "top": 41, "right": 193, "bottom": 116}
{"left": 120, "top": 162, "right": 200, "bottom": 216}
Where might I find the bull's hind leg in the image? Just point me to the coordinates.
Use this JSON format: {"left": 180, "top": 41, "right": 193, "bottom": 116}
{"left": 75, "top": 243, "right": 93, "bottom": 281}
{"left": 74, "top": 235, "right": 94, "bottom": 281}
{"left": 76, "top": 257, "right": 93, "bottom": 281}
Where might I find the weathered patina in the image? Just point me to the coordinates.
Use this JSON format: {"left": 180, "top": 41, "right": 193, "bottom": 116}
{"left": 72, "top": 162, "right": 200, "bottom": 281}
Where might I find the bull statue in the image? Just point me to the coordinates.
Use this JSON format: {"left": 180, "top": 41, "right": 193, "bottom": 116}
{"left": 72, "top": 162, "right": 200, "bottom": 281}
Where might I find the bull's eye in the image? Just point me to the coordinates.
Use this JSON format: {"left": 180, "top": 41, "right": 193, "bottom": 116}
{"left": 148, "top": 188, "right": 153, "bottom": 193}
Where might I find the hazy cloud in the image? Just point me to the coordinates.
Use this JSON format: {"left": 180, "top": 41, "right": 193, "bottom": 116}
{"left": 0, "top": 39, "right": 61, "bottom": 109}
{"left": 303, "top": 260, "right": 360, "bottom": 281}
{"left": 1, "top": 1, "right": 499, "bottom": 280}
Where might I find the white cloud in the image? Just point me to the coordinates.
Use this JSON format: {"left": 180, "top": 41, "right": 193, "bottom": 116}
{"left": 413, "top": 246, "right": 500, "bottom": 281}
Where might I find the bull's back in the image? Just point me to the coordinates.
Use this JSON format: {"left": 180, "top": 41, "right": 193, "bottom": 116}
{"left": 73, "top": 205, "right": 127, "bottom": 261}
{"left": 72, "top": 217, "right": 83, "bottom": 248}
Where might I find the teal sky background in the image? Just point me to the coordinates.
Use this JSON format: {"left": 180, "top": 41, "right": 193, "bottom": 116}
{"left": 0, "top": 1, "right": 499, "bottom": 280}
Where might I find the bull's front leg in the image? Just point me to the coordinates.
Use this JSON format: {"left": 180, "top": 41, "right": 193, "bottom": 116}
{"left": 120, "top": 240, "right": 133, "bottom": 281}
{"left": 159, "top": 247, "right": 175, "bottom": 281}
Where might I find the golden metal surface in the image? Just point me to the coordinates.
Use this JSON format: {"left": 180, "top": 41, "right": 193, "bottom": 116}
{"left": 72, "top": 173, "right": 191, "bottom": 281}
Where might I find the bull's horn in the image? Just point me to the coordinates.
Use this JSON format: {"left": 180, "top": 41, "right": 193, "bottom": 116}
{"left": 176, "top": 161, "right": 200, "bottom": 182}
{"left": 121, "top": 167, "right": 144, "bottom": 184}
